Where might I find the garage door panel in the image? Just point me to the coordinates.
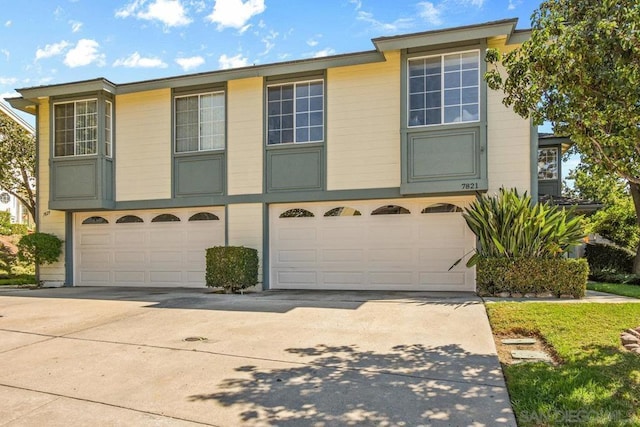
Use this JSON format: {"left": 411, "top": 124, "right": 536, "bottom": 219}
{"left": 150, "top": 231, "right": 183, "bottom": 245}
{"left": 277, "top": 249, "right": 316, "bottom": 263}
{"left": 114, "top": 231, "right": 145, "bottom": 245}
{"left": 278, "top": 227, "right": 317, "bottom": 241}
{"left": 80, "top": 233, "right": 111, "bottom": 246}
{"left": 114, "top": 251, "right": 145, "bottom": 264}
{"left": 270, "top": 199, "right": 475, "bottom": 291}
{"left": 80, "top": 270, "right": 111, "bottom": 283}
{"left": 323, "top": 271, "right": 364, "bottom": 285}
{"left": 419, "top": 272, "right": 466, "bottom": 285}
{"left": 114, "top": 271, "right": 146, "bottom": 283}
{"left": 149, "top": 251, "right": 183, "bottom": 264}
{"left": 149, "top": 271, "right": 182, "bottom": 283}
{"left": 321, "top": 249, "right": 364, "bottom": 263}
{"left": 368, "top": 248, "right": 413, "bottom": 263}
{"left": 277, "top": 271, "right": 317, "bottom": 285}
{"left": 79, "top": 251, "right": 110, "bottom": 264}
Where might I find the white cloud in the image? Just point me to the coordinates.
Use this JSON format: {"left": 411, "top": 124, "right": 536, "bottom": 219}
{"left": 35, "top": 41, "right": 70, "bottom": 60}
{"left": 0, "top": 77, "right": 18, "bottom": 85}
{"left": 306, "top": 34, "right": 322, "bottom": 47}
{"left": 175, "top": 55, "right": 205, "bottom": 71}
{"left": 465, "top": 0, "right": 485, "bottom": 6}
{"left": 69, "top": 20, "right": 83, "bottom": 32}
{"left": 116, "top": 0, "right": 192, "bottom": 27}
{"left": 507, "top": 0, "right": 521, "bottom": 10}
{"left": 4, "top": 20, "right": 11, "bottom": 27}
{"left": 349, "top": 0, "right": 362, "bottom": 10}
{"left": 113, "top": 52, "right": 168, "bottom": 68}
{"left": 218, "top": 53, "right": 249, "bottom": 69}
{"left": 1, "top": 49, "right": 9, "bottom": 60}
{"left": 417, "top": 2, "right": 443, "bottom": 26}
{"left": 261, "top": 30, "right": 278, "bottom": 55}
{"left": 356, "top": 11, "right": 413, "bottom": 33}
{"left": 313, "top": 48, "right": 336, "bottom": 58}
{"left": 207, "top": 0, "right": 266, "bottom": 31}
{"left": 63, "top": 39, "right": 105, "bottom": 68}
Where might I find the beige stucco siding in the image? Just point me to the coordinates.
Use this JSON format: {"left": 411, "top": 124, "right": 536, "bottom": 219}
{"left": 37, "top": 100, "right": 66, "bottom": 284}
{"left": 486, "top": 38, "right": 532, "bottom": 195}
{"left": 115, "top": 89, "right": 171, "bottom": 201}
{"left": 227, "top": 203, "right": 263, "bottom": 286}
{"left": 326, "top": 51, "right": 401, "bottom": 190}
{"left": 227, "top": 78, "right": 263, "bottom": 195}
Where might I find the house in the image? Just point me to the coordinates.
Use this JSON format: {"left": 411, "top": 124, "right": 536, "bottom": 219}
{"left": 7, "top": 19, "right": 534, "bottom": 291}
{"left": 537, "top": 133, "right": 602, "bottom": 214}
{"left": 0, "top": 102, "right": 34, "bottom": 225}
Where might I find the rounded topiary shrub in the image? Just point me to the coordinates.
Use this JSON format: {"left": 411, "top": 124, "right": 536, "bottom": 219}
{"left": 17, "top": 232, "right": 63, "bottom": 266}
{"left": 205, "top": 246, "right": 258, "bottom": 293}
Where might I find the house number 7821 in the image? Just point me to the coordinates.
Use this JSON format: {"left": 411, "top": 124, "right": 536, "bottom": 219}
{"left": 461, "top": 182, "right": 479, "bottom": 190}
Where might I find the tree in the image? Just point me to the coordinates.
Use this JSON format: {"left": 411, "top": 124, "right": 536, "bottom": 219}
{"left": 0, "top": 108, "right": 36, "bottom": 222}
{"left": 485, "top": 0, "right": 640, "bottom": 273}
{"left": 566, "top": 161, "right": 639, "bottom": 250}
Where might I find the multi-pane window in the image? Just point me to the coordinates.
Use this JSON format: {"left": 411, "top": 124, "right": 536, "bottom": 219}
{"left": 408, "top": 51, "right": 480, "bottom": 127}
{"left": 175, "top": 92, "right": 225, "bottom": 153}
{"left": 267, "top": 80, "right": 324, "bottom": 145}
{"left": 105, "top": 101, "right": 112, "bottom": 157}
{"left": 538, "top": 148, "right": 559, "bottom": 180}
{"left": 54, "top": 99, "right": 98, "bottom": 157}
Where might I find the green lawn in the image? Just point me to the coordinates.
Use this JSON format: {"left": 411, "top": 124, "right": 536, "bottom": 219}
{"left": 0, "top": 274, "right": 36, "bottom": 286}
{"left": 486, "top": 303, "right": 640, "bottom": 426}
{"left": 588, "top": 282, "right": 640, "bottom": 299}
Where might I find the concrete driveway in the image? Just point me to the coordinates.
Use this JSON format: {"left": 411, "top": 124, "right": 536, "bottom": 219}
{"left": 0, "top": 287, "right": 515, "bottom": 426}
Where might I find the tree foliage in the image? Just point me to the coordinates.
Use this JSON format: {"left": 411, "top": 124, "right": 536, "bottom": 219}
{"left": 17, "top": 232, "right": 63, "bottom": 266}
{"left": 0, "top": 108, "right": 35, "bottom": 221}
{"left": 485, "top": 0, "right": 640, "bottom": 271}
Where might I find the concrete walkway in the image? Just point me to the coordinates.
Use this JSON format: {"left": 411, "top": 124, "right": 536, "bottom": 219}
{"left": 0, "top": 287, "right": 516, "bottom": 426}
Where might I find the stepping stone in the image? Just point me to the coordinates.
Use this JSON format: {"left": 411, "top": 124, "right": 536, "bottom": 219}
{"left": 502, "top": 338, "right": 537, "bottom": 345}
{"left": 511, "top": 350, "right": 551, "bottom": 361}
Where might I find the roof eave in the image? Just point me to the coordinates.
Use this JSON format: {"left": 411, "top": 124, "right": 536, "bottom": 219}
{"left": 3, "top": 97, "right": 37, "bottom": 118}
{"left": 372, "top": 18, "right": 523, "bottom": 51}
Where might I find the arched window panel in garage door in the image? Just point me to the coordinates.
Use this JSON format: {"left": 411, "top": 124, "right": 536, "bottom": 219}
{"left": 371, "top": 205, "right": 411, "bottom": 215}
{"left": 188, "top": 212, "right": 219, "bottom": 221}
{"left": 324, "top": 207, "right": 362, "bottom": 217}
{"left": 82, "top": 216, "right": 109, "bottom": 224}
{"left": 280, "top": 208, "right": 314, "bottom": 218}
{"left": 421, "top": 203, "right": 463, "bottom": 214}
{"left": 151, "top": 213, "right": 181, "bottom": 222}
{"left": 116, "top": 215, "right": 144, "bottom": 223}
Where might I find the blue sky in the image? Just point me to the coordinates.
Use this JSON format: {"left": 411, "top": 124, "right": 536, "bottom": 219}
{"left": 1, "top": 0, "right": 541, "bottom": 107}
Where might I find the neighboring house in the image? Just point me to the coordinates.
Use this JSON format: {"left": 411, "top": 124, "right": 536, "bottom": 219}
{"left": 7, "top": 19, "right": 535, "bottom": 290}
{"left": 537, "top": 133, "right": 602, "bottom": 214}
{"left": 0, "top": 102, "right": 34, "bottom": 225}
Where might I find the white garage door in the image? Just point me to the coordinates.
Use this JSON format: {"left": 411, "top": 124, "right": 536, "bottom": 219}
{"left": 74, "top": 208, "right": 224, "bottom": 287}
{"left": 270, "top": 198, "right": 476, "bottom": 291}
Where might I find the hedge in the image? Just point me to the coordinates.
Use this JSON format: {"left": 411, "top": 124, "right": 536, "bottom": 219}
{"left": 584, "top": 243, "right": 634, "bottom": 274}
{"left": 476, "top": 257, "right": 588, "bottom": 298}
{"left": 205, "top": 246, "right": 258, "bottom": 293}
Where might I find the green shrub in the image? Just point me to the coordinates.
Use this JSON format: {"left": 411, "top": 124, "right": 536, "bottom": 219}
{"left": 205, "top": 246, "right": 258, "bottom": 293}
{"left": 8, "top": 223, "right": 29, "bottom": 235}
{"left": 0, "top": 211, "right": 11, "bottom": 235}
{"left": 17, "top": 232, "right": 63, "bottom": 265}
{"left": 476, "top": 257, "right": 589, "bottom": 298}
{"left": 584, "top": 242, "right": 634, "bottom": 275}
{"left": 462, "top": 188, "right": 585, "bottom": 267}
{"left": 589, "top": 269, "right": 640, "bottom": 285}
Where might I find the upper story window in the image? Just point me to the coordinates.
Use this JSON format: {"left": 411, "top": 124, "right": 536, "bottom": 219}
{"left": 538, "top": 147, "right": 559, "bottom": 180}
{"left": 54, "top": 99, "right": 98, "bottom": 157}
{"left": 408, "top": 51, "right": 480, "bottom": 127}
{"left": 105, "top": 101, "right": 112, "bottom": 157}
{"left": 267, "top": 80, "right": 324, "bottom": 145}
{"left": 175, "top": 91, "right": 225, "bottom": 153}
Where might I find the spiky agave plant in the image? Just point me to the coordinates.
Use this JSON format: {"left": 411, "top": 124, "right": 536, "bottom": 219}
{"left": 460, "top": 188, "right": 585, "bottom": 267}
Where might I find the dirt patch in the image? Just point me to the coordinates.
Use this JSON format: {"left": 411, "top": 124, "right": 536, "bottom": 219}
{"left": 493, "top": 333, "right": 561, "bottom": 366}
